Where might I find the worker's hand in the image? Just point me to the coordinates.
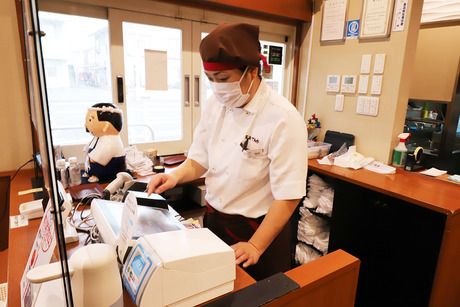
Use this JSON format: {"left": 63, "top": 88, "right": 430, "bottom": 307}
{"left": 147, "top": 173, "right": 178, "bottom": 195}
{"left": 231, "top": 241, "right": 262, "bottom": 268}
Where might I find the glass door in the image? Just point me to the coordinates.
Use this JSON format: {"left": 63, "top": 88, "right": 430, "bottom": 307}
{"left": 191, "top": 22, "right": 216, "bottom": 131}
{"left": 109, "top": 9, "right": 192, "bottom": 155}
{"left": 38, "top": 4, "right": 295, "bottom": 157}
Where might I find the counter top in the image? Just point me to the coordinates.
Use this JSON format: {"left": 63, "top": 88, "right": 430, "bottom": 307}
{"left": 6, "top": 170, "right": 253, "bottom": 306}
{"left": 7, "top": 169, "right": 360, "bottom": 306}
{"left": 308, "top": 159, "right": 460, "bottom": 215}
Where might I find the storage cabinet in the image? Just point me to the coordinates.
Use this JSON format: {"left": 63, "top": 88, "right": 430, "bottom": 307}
{"left": 308, "top": 160, "right": 460, "bottom": 306}
{"left": 312, "top": 174, "right": 447, "bottom": 307}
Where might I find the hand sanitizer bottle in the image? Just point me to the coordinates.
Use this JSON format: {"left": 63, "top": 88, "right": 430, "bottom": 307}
{"left": 392, "top": 133, "right": 410, "bottom": 167}
{"left": 56, "top": 159, "right": 69, "bottom": 189}
{"left": 68, "top": 157, "right": 81, "bottom": 186}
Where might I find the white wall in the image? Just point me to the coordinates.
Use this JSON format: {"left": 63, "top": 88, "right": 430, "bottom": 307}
{"left": 410, "top": 24, "right": 460, "bottom": 102}
{"left": 298, "top": 0, "right": 423, "bottom": 163}
{"left": 0, "top": 0, "right": 33, "bottom": 172}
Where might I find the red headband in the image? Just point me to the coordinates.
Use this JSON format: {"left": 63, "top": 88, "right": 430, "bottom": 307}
{"left": 202, "top": 62, "right": 243, "bottom": 71}
{"left": 259, "top": 53, "right": 271, "bottom": 73}
{"left": 203, "top": 54, "right": 271, "bottom": 73}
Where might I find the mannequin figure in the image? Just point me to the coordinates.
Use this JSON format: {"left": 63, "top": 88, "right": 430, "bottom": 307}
{"left": 84, "top": 103, "right": 125, "bottom": 183}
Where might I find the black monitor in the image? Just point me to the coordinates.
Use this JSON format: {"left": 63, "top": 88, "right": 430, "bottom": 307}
{"left": 21, "top": 0, "right": 74, "bottom": 305}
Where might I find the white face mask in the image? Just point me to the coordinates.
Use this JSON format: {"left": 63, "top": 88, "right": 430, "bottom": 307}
{"left": 209, "top": 67, "right": 255, "bottom": 108}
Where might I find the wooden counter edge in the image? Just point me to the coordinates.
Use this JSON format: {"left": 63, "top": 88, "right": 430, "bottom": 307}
{"left": 271, "top": 250, "right": 360, "bottom": 307}
{"left": 285, "top": 249, "right": 359, "bottom": 287}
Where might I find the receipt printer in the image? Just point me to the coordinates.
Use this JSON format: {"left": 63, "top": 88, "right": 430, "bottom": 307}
{"left": 122, "top": 228, "right": 235, "bottom": 306}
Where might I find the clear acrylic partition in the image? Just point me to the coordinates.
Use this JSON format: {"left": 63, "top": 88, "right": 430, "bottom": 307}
{"left": 22, "top": 0, "right": 74, "bottom": 306}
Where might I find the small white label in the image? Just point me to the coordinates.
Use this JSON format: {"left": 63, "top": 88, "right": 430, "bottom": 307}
{"left": 356, "top": 96, "right": 366, "bottom": 114}
{"left": 358, "top": 75, "right": 369, "bottom": 94}
{"left": 356, "top": 96, "right": 379, "bottom": 116}
{"left": 374, "top": 54, "right": 386, "bottom": 74}
{"left": 369, "top": 97, "right": 380, "bottom": 116}
{"left": 371, "top": 75, "right": 383, "bottom": 95}
{"left": 360, "top": 54, "right": 372, "bottom": 74}
{"left": 363, "top": 97, "right": 371, "bottom": 114}
{"left": 335, "top": 94, "right": 345, "bottom": 111}
{"left": 10, "top": 215, "right": 28, "bottom": 229}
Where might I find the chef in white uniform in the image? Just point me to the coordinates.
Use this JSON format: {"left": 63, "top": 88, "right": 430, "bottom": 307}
{"left": 148, "top": 23, "right": 307, "bottom": 280}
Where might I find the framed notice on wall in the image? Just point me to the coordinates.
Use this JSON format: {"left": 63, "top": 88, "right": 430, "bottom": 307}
{"left": 360, "top": 0, "right": 395, "bottom": 39}
{"left": 321, "top": 0, "right": 348, "bottom": 42}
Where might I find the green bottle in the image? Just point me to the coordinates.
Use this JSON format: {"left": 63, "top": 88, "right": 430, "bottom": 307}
{"left": 392, "top": 133, "right": 410, "bottom": 167}
{"left": 422, "top": 103, "right": 429, "bottom": 119}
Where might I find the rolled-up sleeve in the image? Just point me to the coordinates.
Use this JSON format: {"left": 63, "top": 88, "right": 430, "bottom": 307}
{"left": 268, "top": 110, "right": 308, "bottom": 200}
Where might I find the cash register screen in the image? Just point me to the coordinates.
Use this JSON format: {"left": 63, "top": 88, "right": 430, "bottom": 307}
{"left": 96, "top": 200, "right": 184, "bottom": 239}
{"left": 123, "top": 243, "right": 158, "bottom": 304}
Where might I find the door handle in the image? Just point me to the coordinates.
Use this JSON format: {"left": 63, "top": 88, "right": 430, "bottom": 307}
{"left": 116, "top": 75, "right": 124, "bottom": 103}
{"left": 184, "top": 75, "right": 190, "bottom": 107}
{"left": 194, "top": 75, "right": 200, "bottom": 107}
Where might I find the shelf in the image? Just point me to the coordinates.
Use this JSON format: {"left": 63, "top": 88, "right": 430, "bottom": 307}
{"left": 406, "top": 117, "right": 444, "bottom": 124}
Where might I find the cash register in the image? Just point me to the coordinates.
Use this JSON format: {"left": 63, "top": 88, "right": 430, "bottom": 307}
{"left": 122, "top": 228, "right": 235, "bottom": 306}
{"left": 92, "top": 182, "right": 235, "bottom": 306}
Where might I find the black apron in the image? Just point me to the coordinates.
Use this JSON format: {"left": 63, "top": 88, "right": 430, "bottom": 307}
{"left": 204, "top": 203, "right": 297, "bottom": 281}
{"left": 87, "top": 137, "right": 126, "bottom": 182}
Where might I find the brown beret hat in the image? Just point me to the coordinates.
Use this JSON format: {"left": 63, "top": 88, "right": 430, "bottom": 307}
{"left": 200, "top": 23, "right": 261, "bottom": 71}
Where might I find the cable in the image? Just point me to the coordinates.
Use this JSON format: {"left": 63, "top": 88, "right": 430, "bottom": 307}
{"left": 68, "top": 194, "right": 101, "bottom": 233}
{"left": 10, "top": 158, "right": 34, "bottom": 182}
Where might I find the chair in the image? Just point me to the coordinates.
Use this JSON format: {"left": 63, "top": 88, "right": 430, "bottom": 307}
{"left": 324, "top": 130, "right": 355, "bottom": 153}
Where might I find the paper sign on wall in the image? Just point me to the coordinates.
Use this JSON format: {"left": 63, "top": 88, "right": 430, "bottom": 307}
{"left": 321, "top": 0, "right": 348, "bottom": 42}
{"left": 346, "top": 20, "right": 360, "bottom": 39}
{"left": 392, "top": 0, "right": 409, "bottom": 32}
{"left": 145, "top": 49, "right": 168, "bottom": 91}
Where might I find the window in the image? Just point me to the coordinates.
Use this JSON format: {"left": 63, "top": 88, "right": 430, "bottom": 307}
{"left": 39, "top": 12, "right": 112, "bottom": 146}
{"left": 38, "top": 2, "right": 295, "bottom": 158}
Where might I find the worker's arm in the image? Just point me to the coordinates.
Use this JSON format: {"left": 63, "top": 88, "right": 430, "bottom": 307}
{"left": 232, "top": 199, "right": 299, "bottom": 268}
{"left": 147, "top": 158, "right": 207, "bottom": 195}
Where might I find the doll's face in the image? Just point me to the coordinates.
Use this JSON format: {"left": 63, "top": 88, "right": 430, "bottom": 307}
{"left": 85, "top": 109, "right": 98, "bottom": 135}
{"left": 85, "top": 109, "right": 118, "bottom": 137}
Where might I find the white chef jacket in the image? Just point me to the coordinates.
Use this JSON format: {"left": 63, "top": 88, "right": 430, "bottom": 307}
{"left": 188, "top": 80, "right": 307, "bottom": 218}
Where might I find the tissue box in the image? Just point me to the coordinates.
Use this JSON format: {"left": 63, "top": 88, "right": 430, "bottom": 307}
{"left": 308, "top": 141, "right": 332, "bottom": 159}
